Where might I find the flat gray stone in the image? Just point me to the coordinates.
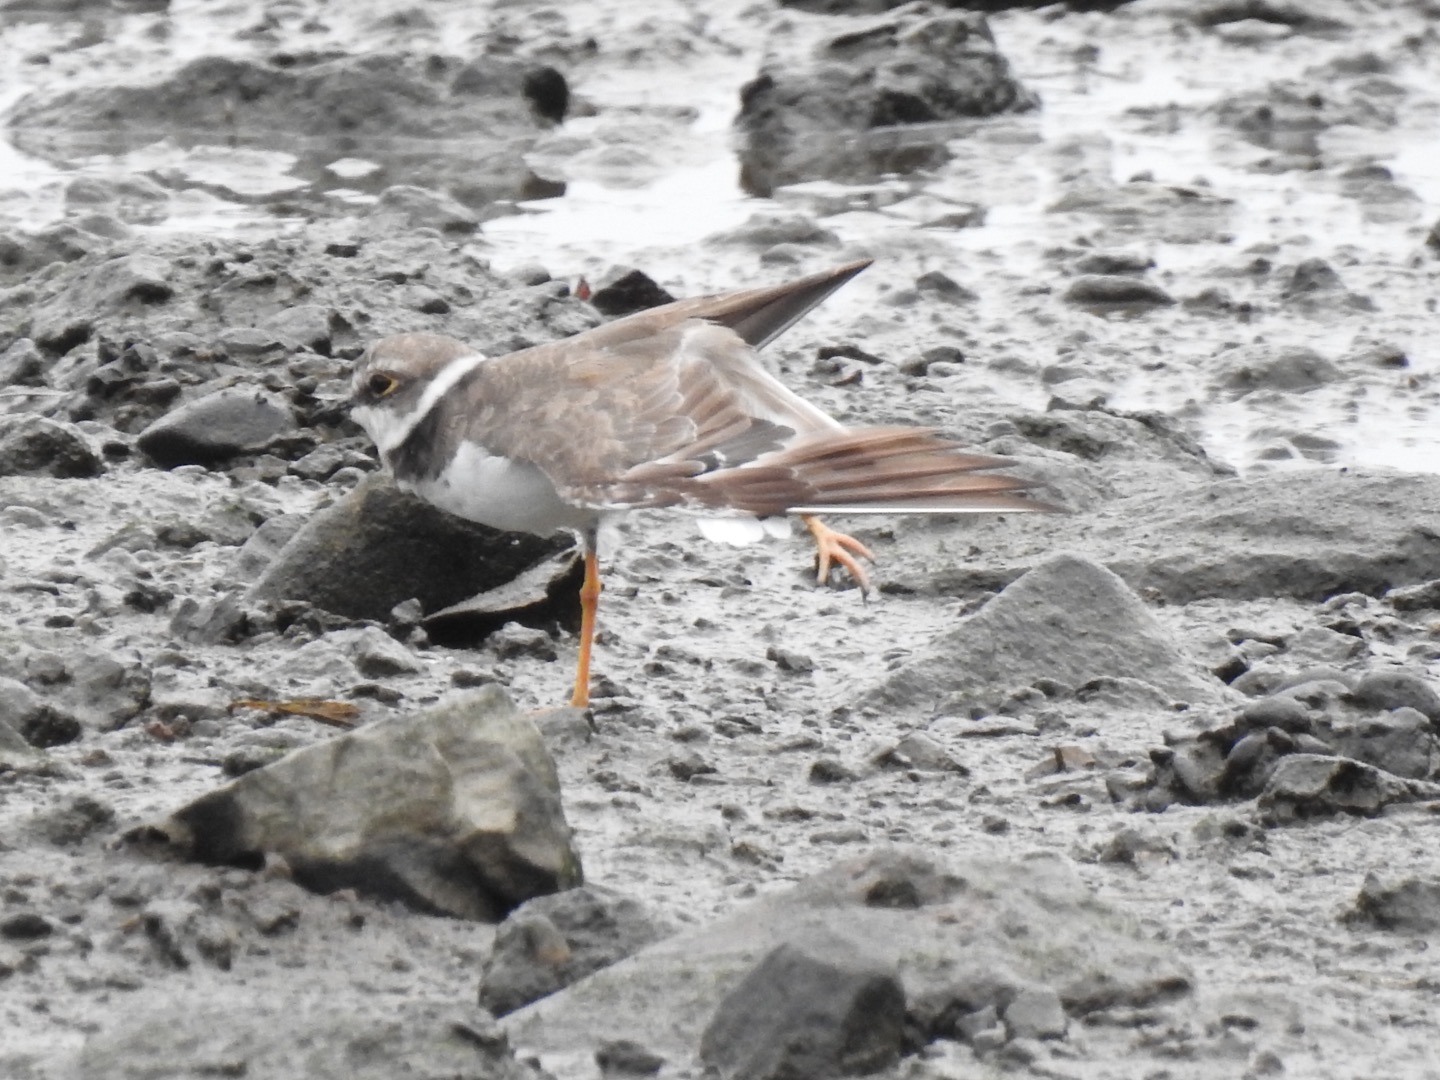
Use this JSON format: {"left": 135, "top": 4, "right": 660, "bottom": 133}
{"left": 504, "top": 848, "right": 1191, "bottom": 1074}
{"left": 897, "top": 469, "right": 1440, "bottom": 605}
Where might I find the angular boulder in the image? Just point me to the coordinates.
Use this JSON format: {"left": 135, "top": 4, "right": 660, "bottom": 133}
{"left": 132, "top": 687, "right": 583, "bottom": 921}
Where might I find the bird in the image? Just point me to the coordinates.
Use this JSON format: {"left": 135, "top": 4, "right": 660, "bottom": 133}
{"left": 349, "top": 259, "right": 1054, "bottom": 708}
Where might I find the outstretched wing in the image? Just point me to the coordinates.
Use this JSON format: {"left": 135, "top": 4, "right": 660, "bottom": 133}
{"left": 456, "top": 321, "right": 799, "bottom": 509}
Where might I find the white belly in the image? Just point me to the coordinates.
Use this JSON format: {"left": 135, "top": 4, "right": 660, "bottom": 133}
{"left": 403, "top": 441, "right": 595, "bottom": 536}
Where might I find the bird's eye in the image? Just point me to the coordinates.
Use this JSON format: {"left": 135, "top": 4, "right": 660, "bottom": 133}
{"left": 367, "top": 372, "right": 399, "bottom": 398}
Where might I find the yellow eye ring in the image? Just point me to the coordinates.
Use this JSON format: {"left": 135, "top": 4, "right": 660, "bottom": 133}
{"left": 367, "top": 372, "right": 399, "bottom": 397}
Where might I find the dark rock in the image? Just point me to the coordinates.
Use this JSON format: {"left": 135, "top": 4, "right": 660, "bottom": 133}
{"left": 1073, "top": 250, "right": 1154, "bottom": 275}
{"left": 137, "top": 388, "right": 296, "bottom": 468}
{"left": 0, "top": 912, "right": 54, "bottom": 940}
{"left": 700, "top": 934, "right": 907, "bottom": 1080}
{"left": 1344, "top": 873, "right": 1440, "bottom": 934}
{"left": 480, "top": 885, "right": 673, "bottom": 1016}
{"left": 1063, "top": 274, "right": 1174, "bottom": 309}
{"left": 1218, "top": 729, "right": 1291, "bottom": 798}
{"left": 736, "top": 8, "right": 1037, "bottom": 194}
{"left": 587, "top": 268, "right": 677, "bottom": 317}
{"left": 247, "top": 472, "right": 569, "bottom": 622}
{"left": 1257, "top": 754, "right": 1440, "bottom": 824}
{"left": 16, "top": 699, "right": 83, "bottom": 749}
{"left": 810, "top": 758, "right": 861, "bottom": 784}
{"left": 0, "top": 416, "right": 103, "bottom": 478}
{"left": 425, "top": 549, "right": 584, "bottom": 646}
{"left": 766, "top": 646, "right": 815, "bottom": 673}
{"left": 914, "top": 270, "right": 977, "bottom": 304}
{"left": 1387, "top": 579, "right": 1440, "bottom": 612}
{"left": 595, "top": 1039, "right": 666, "bottom": 1076}
{"left": 1347, "top": 670, "right": 1440, "bottom": 723}
{"left": 131, "top": 687, "right": 582, "bottom": 921}
{"left": 866, "top": 553, "right": 1224, "bottom": 714}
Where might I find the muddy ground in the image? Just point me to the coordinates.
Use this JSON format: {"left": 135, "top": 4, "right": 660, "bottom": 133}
{"left": 2, "top": 0, "right": 1440, "bottom": 1078}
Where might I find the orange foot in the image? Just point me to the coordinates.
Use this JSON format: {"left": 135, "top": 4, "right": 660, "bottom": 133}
{"left": 802, "top": 514, "right": 875, "bottom": 596}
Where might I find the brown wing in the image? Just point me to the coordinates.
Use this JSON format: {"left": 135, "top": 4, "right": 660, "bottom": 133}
{"left": 456, "top": 321, "right": 798, "bottom": 508}
{"left": 676, "top": 426, "right": 1057, "bottom": 518}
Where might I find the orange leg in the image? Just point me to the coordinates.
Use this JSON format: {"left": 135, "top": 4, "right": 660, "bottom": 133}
{"left": 802, "top": 514, "right": 875, "bottom": 596}
{"left": 570, "top": 546, "right": 602, "bottom": 708}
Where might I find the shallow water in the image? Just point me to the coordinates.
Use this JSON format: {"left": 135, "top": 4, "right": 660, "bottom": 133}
{"left": 1, "top": 1, "right": 1437, "bottom": 478}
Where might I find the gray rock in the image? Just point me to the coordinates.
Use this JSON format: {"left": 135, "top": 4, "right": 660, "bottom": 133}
{"left": 369, "top": 185, "right": 479, "bottom": 235}
{"left": 504, "top": 849, "right": 1192, "bottom": 1069}
{"left": 1348, "top": 670, "right": 1440, "bottom": 723}
{"left": 64, "top": 173, "right": 171, "bottom": 225}
{"left": 1345, "top": 873, "right": 1440, "bottom": 934}
{"left": 1235, "top": 695, "right": 1314, "bottom": 734}
{"left": 137, "top": 387, "right": 296, "bottom": 468}
{"left": 9, "top": 649, "right": 151, "bottom": 733}
{"left": 866, "top": 553, "right": 1224, "bottom": 714}
{"left": 263, "top": 304, "right": 334, "bottom": 351}
{"left": 132, "top": 686, "right": 582, "bottom": 920}
{"left": 169, "top": 594, "right": 249, "bottom": 645}
{"left": 248, "top": 472, "right": 569, "bottom": 622}
{"left": 1327, "top": 709, "right": 1438, "bottom": 781}
{"left": 0, "top": 337, "right": 46, "bottom": 387}
{"left": 1215, "top": 344, "right": 1343, "bottom": 396}
{"left": 0, "top": 708, "right": 43, "bottom": 769}
{"left": 1258, "top": 754, "right": 1440, "bottom": 824}
{"left": 229, "top": 513, "right": 309, "bottom": 583}
{"left": 338, "top": 626, "right": 423, "bottom": 677}
{"left": 0, "top": 415, "right": 103, "bottom": 478}
{"left": 920, "top": 470, "right": 1440, "bottom": 605}
{"left": 480, "top": 885, "right": 673, "bottom": 1016}
{"left": 1003, "top": 984, "right": 1068, "bottom": 1040}
{"left": 699, "top": 934, "right": 907, "bottom": 1080}
{"left": 735, "top": 8, "right": 1036, "bottom": 194}
{"left": 1063, "top": 275, "right": 1175, "bottom": 309}
{"left": 705, "top": 212, "right": 840, "bottom": 249}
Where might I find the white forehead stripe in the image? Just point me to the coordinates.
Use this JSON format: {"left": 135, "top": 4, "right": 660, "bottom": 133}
{"left": 369, "top": 350, "right": 487, "bottom": 456}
